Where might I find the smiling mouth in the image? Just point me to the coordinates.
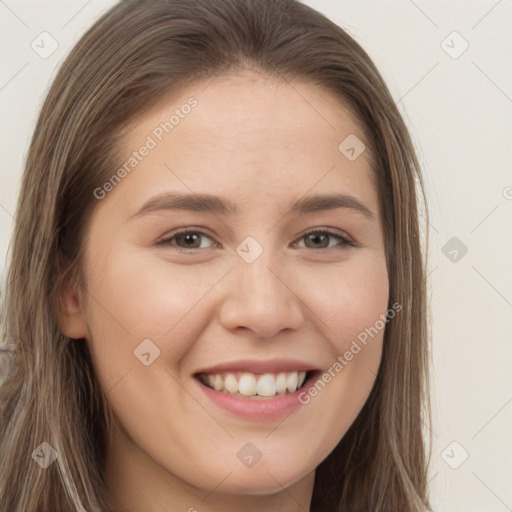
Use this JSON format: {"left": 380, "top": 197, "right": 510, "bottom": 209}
{"left": 196, "top": 370, "right": 315, "bottom": 398}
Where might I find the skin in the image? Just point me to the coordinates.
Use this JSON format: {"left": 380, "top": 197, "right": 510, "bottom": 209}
{"left": 58, "top": 70, "right": 389, "bottom": 512}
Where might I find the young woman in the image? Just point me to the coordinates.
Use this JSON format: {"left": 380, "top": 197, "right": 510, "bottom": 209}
{"left": 0, "top": 0, "right": 432, "bottom": 510}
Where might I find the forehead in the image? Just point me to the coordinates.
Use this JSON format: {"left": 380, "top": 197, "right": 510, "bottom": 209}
{"left": 127, "top": 71, "right": 367, "bottom": 150}
{"left": 111, "top": 70, "right": 379, "bottom": 218}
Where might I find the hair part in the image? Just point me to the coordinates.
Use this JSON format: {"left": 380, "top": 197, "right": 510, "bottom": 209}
{"left": 0, "top": 0, "right": 431, "bottom": 510}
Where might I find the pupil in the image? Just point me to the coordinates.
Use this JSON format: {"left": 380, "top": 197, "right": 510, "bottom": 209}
{"left": 308, "top": 233, "right": 327, "bottom": 248}
{"left": 182, "top": 234, "right": 199, "bottom": 248}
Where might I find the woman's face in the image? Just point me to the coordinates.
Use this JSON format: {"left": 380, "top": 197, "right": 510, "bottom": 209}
{"left": 60, "top": 71, "right": 389, "bottom": 509}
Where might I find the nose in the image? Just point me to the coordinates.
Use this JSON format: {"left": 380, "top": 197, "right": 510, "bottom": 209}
{"left": 218, "top": 253, "right": 304, "bottom": 338}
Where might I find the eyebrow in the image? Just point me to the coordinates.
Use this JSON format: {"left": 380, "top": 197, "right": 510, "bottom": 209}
{"left": 129, "top": 192, "right": 375, "bottom": 220}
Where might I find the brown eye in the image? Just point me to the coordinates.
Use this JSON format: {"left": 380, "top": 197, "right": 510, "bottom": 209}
{"left": 296, "top": 229, "right": 354, "bottom": 250}
{"left": 157, "top": 227, "right": 355, "bottom": 253}
{"left": 158, "top": 229, "right": 217, "bottom": 251}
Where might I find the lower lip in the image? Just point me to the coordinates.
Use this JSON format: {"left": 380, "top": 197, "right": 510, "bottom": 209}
{"left": 194, "top": 372, "right": 321, "bottom": 422}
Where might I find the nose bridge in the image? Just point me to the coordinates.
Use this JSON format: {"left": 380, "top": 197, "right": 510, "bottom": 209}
{"left": 235, "top": 238, "right": 285, "bottom": 303}
{"left": 219, "top": 238, "right": 304, "bottom": 337}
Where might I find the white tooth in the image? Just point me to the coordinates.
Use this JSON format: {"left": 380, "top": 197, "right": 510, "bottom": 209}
{"left": 257, "top": 373, "right": 277, "bottom": 397}
{"left": 275, "top": 372, "right": 287, "bottom": 394}
{"left": 207, "top": 374, "right": 215, "bottom": 387}
{"left": 224, "top": 373, "right": 238, "bottom": 394}
{"left": 297, "top": 371, "right": 307, "bottom": 387}
{"left": 238, "top": 373, "right": 257, "bottom": 396}
{"left": 213, "top": 374, "right": 224, "bottom": 391}
{"left": 286, "top": 372, "right": 299, "bottom": 392}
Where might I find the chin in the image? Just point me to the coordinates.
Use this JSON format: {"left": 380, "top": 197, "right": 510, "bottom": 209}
{"left": 213, "top": 460, "right": 312, "bottom": 495}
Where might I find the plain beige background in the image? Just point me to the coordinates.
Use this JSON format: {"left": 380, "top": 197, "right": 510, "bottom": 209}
{"left": 0, "top": 1, "right": 511, "bottom": 510}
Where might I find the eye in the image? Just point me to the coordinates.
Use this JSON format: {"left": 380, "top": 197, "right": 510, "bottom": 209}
{"left": 156, "top": 227, "right": 356, "bottom": 252}
{"left": 157, "top": 228, "right": 218, "bottom": 251}
{"left": 293, "top": 229, "right": 355, "bottom": 250}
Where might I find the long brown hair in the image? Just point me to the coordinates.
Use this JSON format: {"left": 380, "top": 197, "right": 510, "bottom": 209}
{"left": 0, "top": 0, "right": 432, "bottom": 510}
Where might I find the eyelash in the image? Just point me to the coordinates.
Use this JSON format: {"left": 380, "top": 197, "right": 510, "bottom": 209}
{"left": 157, "top": 227, "right": 356, "bottom": 252}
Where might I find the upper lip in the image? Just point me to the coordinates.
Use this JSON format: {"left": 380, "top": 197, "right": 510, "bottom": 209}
{"left": 194, "top": 359, "right": 320, "bottom": 375}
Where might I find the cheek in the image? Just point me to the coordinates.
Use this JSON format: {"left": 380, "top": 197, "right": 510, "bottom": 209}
{"left": 299, "top": 254, "right": 390, "bottom": 352}
{"left": 292, "top": 256, "right": 389, "bottom": 445}
{"left": 83, "top": 252, "right": 231, "bottom": 383}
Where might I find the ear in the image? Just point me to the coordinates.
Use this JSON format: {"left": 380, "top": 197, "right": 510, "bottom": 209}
{"left": 56, "top": 271, "right": 89, "bottom": 340}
